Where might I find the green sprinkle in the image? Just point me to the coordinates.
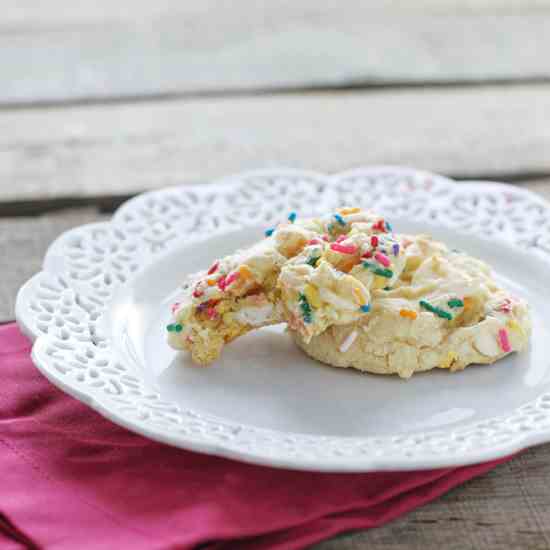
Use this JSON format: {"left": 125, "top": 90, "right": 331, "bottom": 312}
{"left": 363, "top": 262, "right": 393, "bottom": 278}
{"left": 174, "top": 323, "right": 183, "bottom": 332}
{"left": 299, "top": 293, "right": 313, "bottom": 323}
{"left": 306, "top": 256, "right": 320, "bottom": 267}
{"left": 288, "top": 211, "right": 297, "bottom": 223}
{"left": 334, "top": 213, "right": 346, "bottom": 226}
{"left": 166, "top": 323, "right": 174, "bottom": 332}
{"left": 383, "top": 286, "right": 391, "bottom": 291}
{"left": 448, "top": 299, "right": 464, "bottom": 308}
{"left": 419, "top": 300, "right": 453, "bottom": 320}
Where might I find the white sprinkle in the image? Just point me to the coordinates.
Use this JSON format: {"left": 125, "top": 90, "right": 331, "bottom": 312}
{"left": 339, "top": 330, "right": 358, "bottom": 353}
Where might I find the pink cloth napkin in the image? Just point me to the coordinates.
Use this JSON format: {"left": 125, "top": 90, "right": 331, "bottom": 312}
{"left": 0, "top": 323, "right": 512, "bottom": 550}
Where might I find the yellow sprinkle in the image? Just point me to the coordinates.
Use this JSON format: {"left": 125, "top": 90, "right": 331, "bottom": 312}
{"left": 399, "top": 309, "right": 418, "bottom": 320}
{"left": 507, "top": 319, "right": 525, "bottom": 337}
{"left": 353, "top": 287, "right": 367, "bottom": 306}
{"left": 339, "top": 207, "right": 361, "bottom": 215}
{"left": 463, "top": 297, "right": 474, "bottom": 310}
{"left": 238, "top": 265, "right": 254, "bottom": 280}
{"left": 207, "top": 279, "right": 217, "bottom": 286}
{"left": 439, "top": 351, "right": 458, "bottom": 369}
{"left": 304, "top": 284, "right": 322, "bottom": 308}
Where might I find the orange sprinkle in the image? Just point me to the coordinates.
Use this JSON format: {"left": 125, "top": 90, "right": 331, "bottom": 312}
{"left": 463, "top": 297, "right": 474, "bottom": 310}
{"left": 399, "top": 309, "right": 418, "bottom": 320}
{"left": 207, "top": 279, "right": 217, "bottom": 286}
{"left": 339, "top": 207, "right": 361, "bottom": 215}
{"left": 238, "top": 265, "right": 254, "bottom": 280}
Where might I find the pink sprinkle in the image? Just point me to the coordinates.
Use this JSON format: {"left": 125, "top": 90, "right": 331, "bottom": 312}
{"left": 335, "top": 235, "right": 347, "bottom": 243}
{"left": 374, "top": 252, "right": 391, "bottom": 267}
{"left": 217, "top": 275, "right": 227, "bottom": 291}
{"left": 497, "top": 299, "right": 512, "bottom": 313}
{"left": 498, "top": 329, "right": 511, "bottom": 353}
{"left": 308, "top": 238, "right": 321, "bottom": 245}
{"left": 330, "top": 243, "right": 358, "bottom": 255}
{"left": 192, "top": 287, "right": 203, "bottom": 298}
{"left": 171, "top": 302, "right": 180, "bottom": 313}
{"left": 207, "top": 262, "right": 219, "bottom": 275}
{"left": 322, "top": 234, "right": 330, "bottom": 242}
{"left": 224, "top": 271, "right": 240, "bottom": 287}
{"left": 206, "top": 307, "right": 218, "bottom": 320}
{"left": 370, "top": 235, "right": 379, "bottom": 247}
{"left": 362, "top": 250, "right": 373, "bottom": 259}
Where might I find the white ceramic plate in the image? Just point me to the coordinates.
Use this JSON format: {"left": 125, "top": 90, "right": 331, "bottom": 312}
{"left": 15, "top": 167, "right": 550, "bottom": 472}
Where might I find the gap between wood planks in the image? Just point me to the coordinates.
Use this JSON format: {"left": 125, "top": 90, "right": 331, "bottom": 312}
{"left": 1, "top": 176, "right": 549, "bottom": 218}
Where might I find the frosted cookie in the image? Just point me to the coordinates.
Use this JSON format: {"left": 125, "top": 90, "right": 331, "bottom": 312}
{"left": 290, "top": 236, "right": 531, "bottom": 378}
{"left": 167, "top": 208, "right": 405, "bottom": 364}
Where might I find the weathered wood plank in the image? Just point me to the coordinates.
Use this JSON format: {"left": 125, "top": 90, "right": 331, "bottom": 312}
{"left": 1, "top": 1, "right": 550, "bottom": 105}
{"left": 315, "top": 445, "right": 550, "bottom": 550}
{"left": 0, "top": 208, "right": 108, "bottom": 321}
{"left": 1, "top": 84, "right": 550, "bottom": 202}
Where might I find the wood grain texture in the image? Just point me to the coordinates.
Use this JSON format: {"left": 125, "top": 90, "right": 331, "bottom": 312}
{"left": 0, "top": 208, "right": 108, "bottom": 322}
{"left": 314, "top": 445, "right": 550, "bottom": 550}
{"left": 2, "top": 1, "right": 550, "bottom": 105}
{"left": 1, "top": 84, "right": 550, "bottom": 202}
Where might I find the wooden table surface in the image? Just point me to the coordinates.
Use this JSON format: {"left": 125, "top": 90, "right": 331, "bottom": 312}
{"left": 2, "top": 2, "right": 550, "bottom": 548}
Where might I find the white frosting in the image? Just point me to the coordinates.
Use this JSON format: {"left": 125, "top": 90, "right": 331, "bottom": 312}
{"left": 234, "top": 303, "right": 275, "bottom": 326}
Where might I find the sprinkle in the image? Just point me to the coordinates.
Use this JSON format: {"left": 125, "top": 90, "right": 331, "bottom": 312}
{"left": 265, "top": 228, "right": 275, "bottom": 237}
{"left": 362, "top": 250, "right": 373, "bottom": 259}
{"left": 385, "top": 221, "right": 393, "bottom": 232}
{"left": 166, "top": 323, "right": 174, "bottom": 332}
{"left": 174, "top": 323, "right": 183, "bottom": 332}
{"left": 224, "top": 271, "right": 240, "bottom": 287}
{"left": 447, "top": 299, "right": 464, "bottom": 308}
{"left": 193, "top": 287, "right": 204, "bottom": 298}
{"left": 463, "top": 297, "right": 474, "bottom": 310}
{"left": 207, "top": 279, "right": 217, "bottom": 286}
{"left": 304, "top": 284, "right": 322, "bottom": 308}
{"left": 306, "top": 255, "right": 320, "bottom": 267}
{"left": 374, "top": 252, "right": 391, "bottom": 267}
{"left": 166, "top": 323, "right": 183, "bottom": 333}
{"left": 373, "top": 219, "right": 386, "bottom": 232}
{"left": 363, "top": 262, "right": 393, "bottom": 278}
{"left": 392, "top": 243, "right": 400, "bottom": 256}
{"left": 308, "top": 238, "right": 321, "bottom": 245}
{"left": 171, "top": 302, "right": 180, "bottom": 313}
{"left": 206, "top": 307, "right": 218, "bottom": 320}
{"left": 353, "top": 287, "right": 367, "bottom": 305}
{"left": 383, "top": 286, "right": 391, "bottom": 291}
{"left": 497, "top": 298, "right": 512, "bottom": 313}
{"left": 335, "top": 235, "right": 347, "bottom": 243}
{"left": 498, "top": 329, "right": 511, "bottom": 353}
{"left": 371, "top": 235, "right": 379, "bottom": 247}
{"left": 288, "top": 211, "right": 297, "bottom": 223}
{"left": 238, "top": 265, "right": 254, "bottom": 280}
{"left": 298, "top": 293, "right": 313, "bottom": 323}
{"left": 207, "top": 262, "right": 219, "bottom": 275}
{"left": 322, "top": 234, "right": 330, "bottom": 242}
{"left": 399, "top": 309, "right": 417, "bottom": 320}
{"left": 330, "top": 243, "right": 358, "bottom": 255}
{"left": 334, "top": 213, "right": 346, "bottom": 226}
{"left": 339, "top": 207, "right": 360, "bottom": 215}
{"left": 339, "top": 330, "right": 358, "bottom": 353}
{"left": 419, "top": 300, "right": 452, "bottom": 320}
{"left": 217, "top": 275, "right": 227, "bottom": 291}
{"left": 360, "top": 304, "right": 371, "bottom": 313}
{"left": 507, "top": 319, "right": 526, "bottom": 338}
